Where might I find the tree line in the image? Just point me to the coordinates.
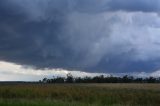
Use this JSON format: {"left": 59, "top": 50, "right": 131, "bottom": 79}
{"left": 40, "top": 73, "right": 160, "bottom": 83}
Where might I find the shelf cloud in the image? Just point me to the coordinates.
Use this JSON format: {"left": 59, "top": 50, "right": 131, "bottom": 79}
{"left": 0, "top": 0, "right": 160, "bottom": 73}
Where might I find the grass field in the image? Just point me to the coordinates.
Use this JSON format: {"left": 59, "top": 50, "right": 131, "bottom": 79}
{"left": 0, "top": 83, "right": 159, "bottom": 106}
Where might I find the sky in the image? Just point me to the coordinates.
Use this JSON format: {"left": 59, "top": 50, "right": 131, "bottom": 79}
{"left": 0, "top": 0, "right": 160, "bottom": 81}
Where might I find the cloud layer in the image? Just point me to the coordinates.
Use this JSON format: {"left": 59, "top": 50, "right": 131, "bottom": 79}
{"left": 0, "top": 61, "right": 159, "bottom": 81}
{"left": 0, "top": 61, "right": 110, "bottom": 81}
{"left": 0, "top": 0, "right": 160, "bottom": 73}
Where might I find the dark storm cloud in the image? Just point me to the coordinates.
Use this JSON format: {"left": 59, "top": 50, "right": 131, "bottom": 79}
{"left": 73, "top": 0, "right": 160, "bottom": 13}
{"left": 107, "top": 0, "right": 160, "bottom": 12}
{"left": 0, "top": 0, "right": 160, "bottom": 73}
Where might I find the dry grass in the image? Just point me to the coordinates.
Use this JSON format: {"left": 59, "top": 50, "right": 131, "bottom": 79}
{"left": 0, "top": 83, "right": 159, "bottom": 106}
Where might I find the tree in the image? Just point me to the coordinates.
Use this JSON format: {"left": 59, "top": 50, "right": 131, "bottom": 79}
{"left": 122, "top": 75, "right": 130, "bottom": 83}
{"left": 42, "top": 78, "right": 47, "bottom": 83}
{"left": 66, "top": 73, "right": 74, "bottom": 83}
{"left": 146, "top": 77, "right": 156, "bottom": 83}
{"left": 54, "top": 77, "right": 65, "bottom": 83}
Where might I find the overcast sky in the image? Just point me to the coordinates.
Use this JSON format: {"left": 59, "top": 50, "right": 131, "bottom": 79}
{"left": 0, "top": 0, "right": 160, "bottom": 80}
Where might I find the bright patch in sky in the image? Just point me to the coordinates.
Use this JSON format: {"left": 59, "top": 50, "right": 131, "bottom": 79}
{"left": 0, "top": 61, "right": 160, "bottom": 81}
{"left": 0, "top": 61, "right": 110, "bottom": 81}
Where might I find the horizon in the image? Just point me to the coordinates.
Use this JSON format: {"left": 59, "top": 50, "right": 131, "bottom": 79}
{"left": 0, "top": 61, "right": 160, "bottom": 81}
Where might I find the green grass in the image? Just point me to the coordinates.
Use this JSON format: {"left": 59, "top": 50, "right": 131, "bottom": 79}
{"left": 0, "top": 83, "right": 159, "bottom": 106}
{"left": 0, "top": 99, "right": 97, "bottom": 106}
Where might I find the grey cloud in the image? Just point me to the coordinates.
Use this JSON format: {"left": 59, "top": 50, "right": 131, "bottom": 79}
{"left": 5, "top": 0, "right": 160, "bottom": 17}
{"left": 108, "top": 0, "right": 160, "bottom": 12}
{"left": 0, "top": 0, "right": 160, "bottom": 73}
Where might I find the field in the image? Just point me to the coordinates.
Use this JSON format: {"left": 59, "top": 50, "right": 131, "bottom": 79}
{"left": 0, "top": 83, "right": 159, "bottom": 106}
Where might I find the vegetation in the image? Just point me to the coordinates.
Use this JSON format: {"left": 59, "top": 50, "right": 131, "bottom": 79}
{"left": 41, "top": 73, "right": 160, "bottom": 83}
{"left": 0, "top": 83, "right": 159, "bottom": 106}
{"left": 0, "top": 73, "right": 159, "bottom": 105}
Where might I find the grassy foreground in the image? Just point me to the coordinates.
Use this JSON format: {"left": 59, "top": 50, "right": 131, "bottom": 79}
{"left": 0, "top": 83, "right": 159, "bottom": 106}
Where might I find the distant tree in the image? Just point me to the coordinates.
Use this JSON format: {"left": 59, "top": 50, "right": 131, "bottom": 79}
{"left": 92, "top": 75, "right": 105, "bottom": 83}
{"left": 122, "top": 75, "right": 128, "bottom": 83}
{"left": 47, "top": 79, "right": 51, "bottom": 83}
{"left": 41, "top": 74, "right": 160, "bottom": 84}
{"left": 66, "top": 73, "right": 74, "bottom": 83}
{"left": 54, "top": 77, "right": 65, "bottom": 83}
{"left": 157, "top": 77, "right": 160, "bottom": 83}
{"left": 42, "top": 78, "right": 47, "bottom": 83}
{"left": 146, "top": 77, "right": 156, "bottom": 83}
{"left": 134, "top": 78, "right": 143, "bottom": 83}
{"left": 39, "top": 80, "right": 42, "bottom": 83}
{"left": 75, "top": 77, "right": 84, "bottom": 83}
